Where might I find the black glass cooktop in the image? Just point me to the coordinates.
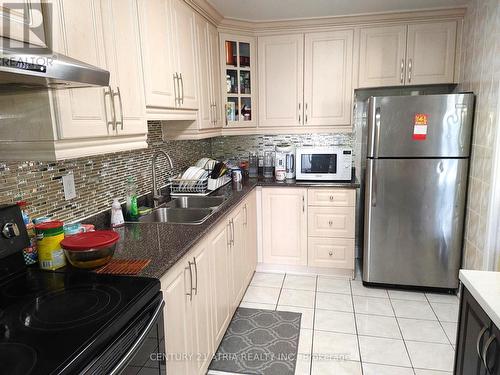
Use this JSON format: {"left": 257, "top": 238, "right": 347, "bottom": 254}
{"left": 0, "top": 268, "right": 159, "bottom": 375}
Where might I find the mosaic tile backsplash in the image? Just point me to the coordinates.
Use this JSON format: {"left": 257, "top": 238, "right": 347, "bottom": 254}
{"left": 0, "top": 122, "right": 211, "bottom": 223}
{"left": 212, "top": 133, "right": 354, "bottom": 163}
{"left": 459, "top": 0, "right": 500, "bottom": 271}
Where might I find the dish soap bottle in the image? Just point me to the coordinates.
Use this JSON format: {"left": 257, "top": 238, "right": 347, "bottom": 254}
{"left": 111, "top": 198, "right": 125, "bottom": 227}
{"left": 125, "top": 177, "right": 138, "bottom": 220}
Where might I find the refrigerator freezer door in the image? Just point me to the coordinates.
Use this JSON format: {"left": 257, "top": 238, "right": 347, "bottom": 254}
{"left": 367, "top": 93, "right": 475, "bottom": 158}
{"left": 363, "top": 158, "right": 468, "bottom": 288}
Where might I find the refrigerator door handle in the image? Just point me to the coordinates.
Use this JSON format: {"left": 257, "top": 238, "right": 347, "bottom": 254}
{"left": 370, "top": 160, "right": 377, "bottom": 207}
{"left": 374, "top": 107, "right": 381, "bottom": 158}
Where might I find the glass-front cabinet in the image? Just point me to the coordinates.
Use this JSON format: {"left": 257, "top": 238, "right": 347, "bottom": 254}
{"left": 220, "top": 33, "right": 257, "bottom": 127}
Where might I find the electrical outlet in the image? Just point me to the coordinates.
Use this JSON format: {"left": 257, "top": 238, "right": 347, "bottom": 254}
{"left": 62, "top": 173, "right": 76, "bottom": 200}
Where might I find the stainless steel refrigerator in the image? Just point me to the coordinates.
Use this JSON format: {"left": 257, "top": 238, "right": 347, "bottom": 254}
{"left": 363, "top": 93, "right": 475, "bottom": 290}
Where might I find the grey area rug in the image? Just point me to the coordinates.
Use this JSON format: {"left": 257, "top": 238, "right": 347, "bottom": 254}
{"left": 209, "top": 308, "right": 301, "bottom": 375}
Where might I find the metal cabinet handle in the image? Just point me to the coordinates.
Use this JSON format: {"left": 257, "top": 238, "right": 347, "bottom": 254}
{"left": 298, "top": 102, "right": 301, "bottom": 124}
{"left": 305, "top": 103, "right": 308, "bottom": 124}
{"left": 400, "top": 59, "right": 404, "bottom": 83}
{"left": 408, "top": 59, "right": 412, "bottom": 83}
{"left": 244, "top": 204, "right": 248, "bottom": 226}
{"left": 173, "top": 73, "right": 179, "bottom": 105}
{"left": 227, "top": 222, "right": 231, "bottom": 247}
{"left": 329, "top": 251, "right": 333, "bottom": 256}
{"left": 329, "top": 195, "right": 334, "bottom": 201}
{"left": 192, "top": 257, "right": 198, "bottom": 296}
{"left": 113, "top": 86, "right": 124, "bottom": 131}
{"left": 483, "top": 334, "right": 497, "bottom": 374}
{"left": 477, "top": 326, "right": 489, "bottom": 362}
{"left": 186, "top": 264, "right": 193, "bottom": 301}
{"left": 179, "top": 72, "right": 184, "bottom": 104}
{"left": 302, "top": 195, "right": 305, "bottom": 212}
{"left": 329, "top": 220, "right": 333, "bottom": 226}
{"left": 230, "top": 219, "right": 235, "bottom": 245}
{"left": 103, "top": 86, "right": 115, "bottom": 131}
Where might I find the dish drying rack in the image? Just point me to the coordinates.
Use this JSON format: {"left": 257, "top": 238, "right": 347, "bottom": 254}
{"left": 168, "top": 173, "right": 231, "bottom": 196}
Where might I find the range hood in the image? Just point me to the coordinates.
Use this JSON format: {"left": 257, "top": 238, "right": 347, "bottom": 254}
{"left": 0, "top": 41, "right": 110, "bottom": 90}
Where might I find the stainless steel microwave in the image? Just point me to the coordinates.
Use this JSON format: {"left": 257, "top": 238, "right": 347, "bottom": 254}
{"left": 295, "top": 146, "right": 353, "bottom": 181}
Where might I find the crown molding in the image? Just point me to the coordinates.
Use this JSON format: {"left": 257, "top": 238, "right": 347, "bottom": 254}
{"left": 217, "top": 7, "right": 467, "bottom": 34}
{"left": 187, "top": 0, "right": 224, "bottom": 25}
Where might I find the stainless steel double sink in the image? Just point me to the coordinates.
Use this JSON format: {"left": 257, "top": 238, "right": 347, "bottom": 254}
{"left": 138, "top": 196, "right": 226, "bottom": 225}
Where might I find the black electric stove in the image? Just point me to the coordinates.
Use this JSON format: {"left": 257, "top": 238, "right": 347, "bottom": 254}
{"left": 0, "top": 205, "right": 166, "bottom": 375}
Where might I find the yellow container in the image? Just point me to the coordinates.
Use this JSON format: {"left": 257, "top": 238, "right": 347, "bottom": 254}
{"left": 35, "top": 221, "right": 66, "bottom": 270}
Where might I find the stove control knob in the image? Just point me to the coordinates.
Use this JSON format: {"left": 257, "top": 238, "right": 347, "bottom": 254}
{"left": 2, "top": 222, "right": 20, "bottom": 239}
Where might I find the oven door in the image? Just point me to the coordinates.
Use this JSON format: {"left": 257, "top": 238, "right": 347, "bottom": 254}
{"left": 81, "top": 294, "right": 166, "bottom": 375}
{"left": 296, "top": 150, "right": 339, "bottom": 180}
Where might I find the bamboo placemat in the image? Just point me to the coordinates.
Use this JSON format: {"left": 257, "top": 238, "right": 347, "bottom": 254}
{"left": 95, "top": 259, "right": 151, "bottom": 275}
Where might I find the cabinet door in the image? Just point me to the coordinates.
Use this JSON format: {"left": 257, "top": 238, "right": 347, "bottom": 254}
{"left": 245, "top": 190, "right": 258, "bottom": 282}
{"left": 170, "top": 0, "right": 198, "bottom": 109}
{"left": 406, "top": 21, "right": 457, "bottom": 85}
{"left": 304, "top": 30, "right": 353, "bottom": 126}
{"left": 189, "top": 243, "right": 213, "bottom": 374}
{"left": 52, "top": 0, "right": 110, "bottom": 139}
{"left": 358, "top": 25, "right": 407, "bottom": 88}
{"left": 100, "top": 0, "right": 146, "bottom": 136}
{"left": 484, "top": 323, "right": 500, "bottom": 375}
{"left": 136, "top": 0, "right": 176, "bottom": 109}
{"left": 209, "top": 221, "right": 232, "bottom": 345}
{"left": 258, "top": 34, "right": 304, "bottom": 127}
{"left": 161, "top": 262, "right": 192, "bottom": 375}
{"left": 0, "top": 0, "right": 46, "bottom": 47}
{"left": 195, "top": 15, "right": 212, "bottom": 129}
{"left": 455, "top": 287, "right": 489, "bottom": 375}
{"left": 262, "top": 188, "right": 307, "bottom": 266}
{"left": 230, "top": 205, "right": 247, "bottom": 308}
{"left": 208, "top": 23, "right": 222, "bottom": 128}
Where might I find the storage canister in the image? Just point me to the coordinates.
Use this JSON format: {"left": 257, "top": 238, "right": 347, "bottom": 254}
{"left": 35, "top": 221, "right": 66, "bottom": 270}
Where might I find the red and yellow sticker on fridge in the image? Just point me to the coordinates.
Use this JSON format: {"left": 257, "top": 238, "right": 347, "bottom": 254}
{"left": 413, "top": 113, "right": 429, "bottom": 140}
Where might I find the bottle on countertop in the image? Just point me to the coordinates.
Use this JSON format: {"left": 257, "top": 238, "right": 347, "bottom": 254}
{"left": 16, "top": 201, "right": 38, "bottom": 265}
{"left": 125, "top": 177, "right": 138, "bottom": 220}
{"left": 111, "top": 198, "right": 125, "bottom": 228}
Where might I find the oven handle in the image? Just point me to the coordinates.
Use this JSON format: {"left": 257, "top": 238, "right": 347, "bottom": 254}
{"left": 108, "top": 300, "right": 165, "bottom": 375}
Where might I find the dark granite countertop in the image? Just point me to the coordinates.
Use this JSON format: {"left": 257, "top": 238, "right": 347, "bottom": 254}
{"left": 255, "top": 177, "right": 360, "bottom": 189}
{"left": 103, "top": 177, "right": 359, "bottom": 279}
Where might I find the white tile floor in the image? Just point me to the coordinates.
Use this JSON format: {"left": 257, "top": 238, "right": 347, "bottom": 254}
{"left": 235, "top": 272, "right": 460, "bottom": 375}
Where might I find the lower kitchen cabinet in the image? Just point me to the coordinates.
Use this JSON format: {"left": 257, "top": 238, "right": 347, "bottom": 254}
{"left": 260, "top": 187, "right": 356, "bottom": 276}
{"left": 262, "top": 188, "right": 308, "bottom": 266}
{"left": 161, "top": 192, "right": 257, "bottom": 375}
{"left": 455, "top": 287, "right": 500, "bottom": 375}
{"left": 308, "top": 237, "right": 355, "bottom": 269}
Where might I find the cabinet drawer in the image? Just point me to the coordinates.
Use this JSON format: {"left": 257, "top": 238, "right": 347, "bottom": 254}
{"left": 308, "top": 188, "right": 355, "bottom": 207}
{"left": 308, "top": 237, "right": 355, "bottom": 269}
{"left": 308, "top": 206, "right": 355, "bottom": 238}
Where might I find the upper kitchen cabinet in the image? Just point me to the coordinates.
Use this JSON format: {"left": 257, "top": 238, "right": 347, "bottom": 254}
{"left": 170, "top": 0, "right": 199, "bottom": 110}
{"left": 303, "top": 30, "right": 353, "bottom": 126}
{"left": 258, "top": 34, "right": 304, "bottom": 128}
{"left": 358, "top": 21, "right": 458, "bottom": 88}
{"left": 99, "top": 0, "right": 147, "bottom": 136}
{"left": 0, "top": 0, "right": 148, "bottom": 160}
{"left": 137, "top": 0, "right": 198, "bottom": 119}
{"left": 220, "top": 33, "right": 257, "bottom": 128}
{"left": 136, "top": 0, "right": 176, "bottom": 110}
{"left": 258, "top": 30, "right": 353, "bottom": 129}
{"left": 0, "top": 0, "right": 47, "bottom": 47}
{"left": 195, "top": 15, "right": 222, "bottom": 131}
{"left": 406, "top": 21, "right": 457, "bottom": 85}
{"left": 358, "top": 25, "right": 407, "bottom": 88}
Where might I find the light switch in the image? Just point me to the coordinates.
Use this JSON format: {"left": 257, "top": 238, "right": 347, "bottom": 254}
{"left": 62, "top": 173, "right": 76, "bottom": 200}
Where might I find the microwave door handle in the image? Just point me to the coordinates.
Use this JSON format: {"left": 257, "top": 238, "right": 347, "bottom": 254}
{"left": 108, "top": 300, "right": 165, "bottom": 375}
